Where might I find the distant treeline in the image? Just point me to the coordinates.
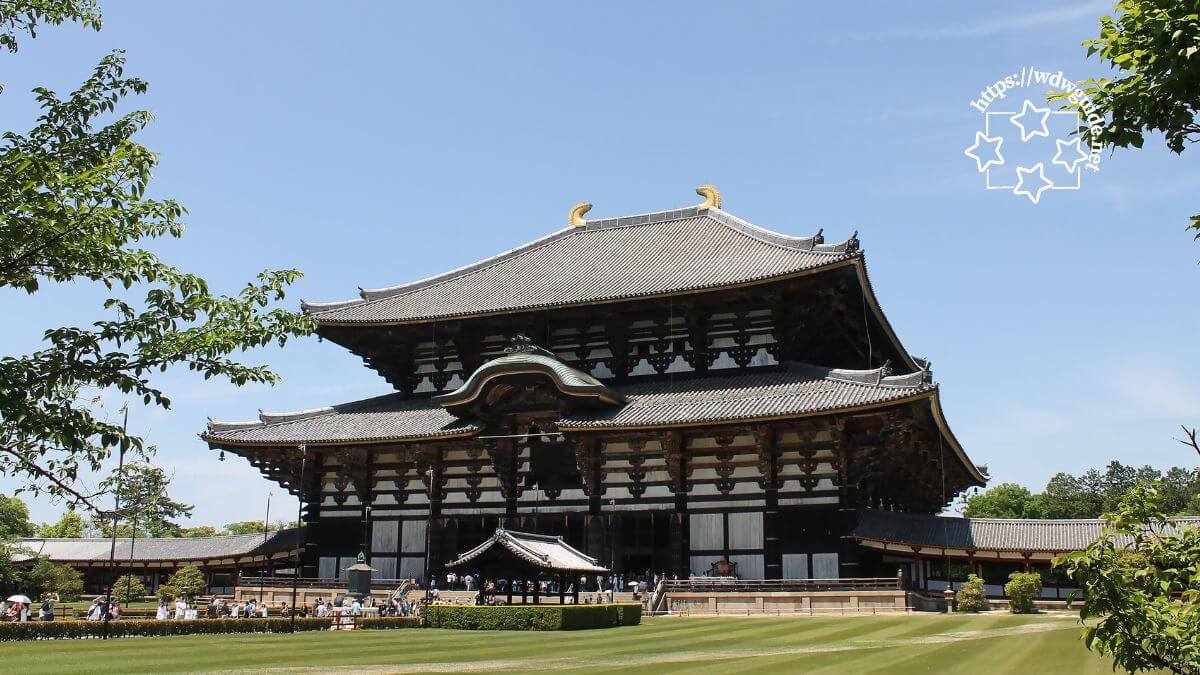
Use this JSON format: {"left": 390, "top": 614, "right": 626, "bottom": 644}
{"left": 962, "top": 461, "right": 1200, "bottom": 519}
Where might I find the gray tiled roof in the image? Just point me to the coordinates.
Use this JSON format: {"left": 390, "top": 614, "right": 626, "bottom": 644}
{"left": 447, "top": 528, "right": 609, "bottom": 573}
{"left": 19, "top": 529, "right": 300, "bottom": 563}
{"left": 557, "top": 363, "right": 931, "bottom": 430}
{"left": 854, "top": 510, "right": 1200, "bottom": 552}
{"left": 204, "top": 362, "right": 927, "bottom": 445}
{"left": 301, "top": 206, "right": 858, "bottom": 324}
{"left": 203, "top": 394, "right": 479, "bottom": 446}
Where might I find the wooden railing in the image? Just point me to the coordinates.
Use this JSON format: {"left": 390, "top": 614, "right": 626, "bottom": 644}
{"left": 661, "top": 577, "right": 901, "bottom": 593}
{"left": 237, "top": 576, "right": 409, "bottom": 590}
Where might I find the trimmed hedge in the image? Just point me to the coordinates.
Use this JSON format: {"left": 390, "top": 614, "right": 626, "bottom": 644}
{"left": 424, "top": 603, "right": 641, "bottom": 631}
{"left": 0, "top": 616, "right": 419, "bottom": 641}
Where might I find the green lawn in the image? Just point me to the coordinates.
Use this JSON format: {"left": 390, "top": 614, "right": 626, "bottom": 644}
{"left": 0, "top": 614, "right": 1126, "bottom": 673}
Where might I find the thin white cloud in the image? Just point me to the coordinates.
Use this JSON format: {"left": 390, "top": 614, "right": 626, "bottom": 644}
{"left": 851, "top": 1, "right": 1109, "bottom": 40}
{"left": 1107, "top": 360, "right": 1200, "bottom": 420}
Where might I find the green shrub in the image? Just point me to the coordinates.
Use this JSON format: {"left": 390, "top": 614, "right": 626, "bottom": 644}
{"left": 1003, "top": 572, "right": 1043, "bottom": 614}
{"left": 955, "top": 574, "right": 986, "bottom": 613}
{"left": 424, "top": 603, "right": 641, "bottom": 631}
{"left": 111, "top": 574, "right": 146, "bottom": 603}
{"left": 0, "top": 615, "right": 419, "bottom": 641}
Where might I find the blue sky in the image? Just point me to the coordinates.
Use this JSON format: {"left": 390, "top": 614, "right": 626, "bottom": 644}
{"left": 2, "top": 1, "right": 1198, "bottom": 527}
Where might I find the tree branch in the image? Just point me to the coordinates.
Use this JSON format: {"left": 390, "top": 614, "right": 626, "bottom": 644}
{"left": 1176, "top": 426, "right": 1200, "bottom": 459}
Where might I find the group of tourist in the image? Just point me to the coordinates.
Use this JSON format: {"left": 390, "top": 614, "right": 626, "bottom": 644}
{"left": 153, "top": 596, "right": 292, "bottom": 620}
{"left": 428, "top": 571, "right": 667, "bottom": 605}
{"left": 439, "top": 571, "right": 664, "bottom": 597}
{"left": 84, "top": 597, "right": 123, "bottom": 621}
{"left": 0, "top": 600, "right": 31, "bottom": 622}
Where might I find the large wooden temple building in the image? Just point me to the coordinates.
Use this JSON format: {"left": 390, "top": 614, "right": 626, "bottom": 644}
{"left": 202, "top": 187, "right": 989, "bottom": 586}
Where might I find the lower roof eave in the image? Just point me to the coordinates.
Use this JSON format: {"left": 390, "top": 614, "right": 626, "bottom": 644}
{"left": 557, "top": 388, "right": 937, "bottom": 433}
{"left": 202, "top": 428, "right": 481, "bottom": 449}
{"left": 856, "top": 536, "right": 1065, "bottom": 556}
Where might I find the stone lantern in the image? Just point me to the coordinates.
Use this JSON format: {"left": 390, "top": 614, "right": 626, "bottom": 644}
{"left": 345, "top": 551, "right": 375, "bottom": 600}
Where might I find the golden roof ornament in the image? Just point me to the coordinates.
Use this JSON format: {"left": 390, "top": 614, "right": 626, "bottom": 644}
{"left": 568, "top": 202, "right": 592, "bottom": 228}
{"left": 695, "top": 184, "right": 722, "bottom": 210}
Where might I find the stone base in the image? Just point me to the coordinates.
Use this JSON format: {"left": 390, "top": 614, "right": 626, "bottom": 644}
{"left": 665, "top": 590, "right": 908, "bottom": 615}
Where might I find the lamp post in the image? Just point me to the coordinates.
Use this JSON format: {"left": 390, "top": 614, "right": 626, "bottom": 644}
{"left": 609, "top": 497, "right": 616, "bottom": 594}
{"left": 259, "top": 492, "right": 271, "bottom": 602}
{"left": 423, "top": 468, "right": 433, "bottom": 608}
{"left": 289, "top": 444, "right": 307, "bottom": 633}
{"left": 102, "top": 404, "right": 129, "bottom": 640}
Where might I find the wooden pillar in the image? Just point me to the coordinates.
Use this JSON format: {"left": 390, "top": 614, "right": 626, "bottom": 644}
{"left": 664, "top": 431, "right": 689, "bottom": 578}
{"left": 1022, "top": 553, "right": 1032, "bottom": 573}
{"left": 558, "top": 574, "right": 565, "bottom": 605}
{"left": 756, "top": 426, "right": 782, "bottom": 579}
{"left": 912, "top": 549, "right": 925, "bottom": 591}
{"left": 578, "top": 437, "right": 606, "bottom": 561}
{"left": 362, "top": 448, "right": 375, "bottom": 560}
{"left": 533, "top": 577, "right": 541, "bottom": 605}
{"left": 835, "top": 420, "right": 861, "bottom": 579}
{"left": 422, "top": 447, "right": 446, "bottom": 585}
{"left": 488, "top": 433, "right": 519, "bottom": 524}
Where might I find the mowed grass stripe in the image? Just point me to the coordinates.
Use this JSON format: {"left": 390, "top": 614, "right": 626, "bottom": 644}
{"left": 0, "top": 615, "right": 1115, "bottom": 674}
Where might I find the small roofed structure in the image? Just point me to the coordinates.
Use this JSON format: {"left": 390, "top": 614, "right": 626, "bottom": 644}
{"left": 16, "top": 530, "right": 301, "bottom": 595}
{"left": 445, "top": 528, "right": 609, "bottom": 605}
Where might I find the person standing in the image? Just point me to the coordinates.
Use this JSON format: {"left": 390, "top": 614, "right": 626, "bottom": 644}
{"left": 39, "top": 595, "right": 55, "bottom": 621}
{"left": 156, "top": 600, "right": 169, "bottom": 620}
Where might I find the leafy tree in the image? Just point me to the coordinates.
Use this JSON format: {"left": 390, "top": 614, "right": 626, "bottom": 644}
{"left": 181, "top": 525, "right": 219, "bottom": 538}
{"left": 24, "top": 558, "right": 83, "bottom": 600}
{"left": 0, "top": 1, "right": 312, "bottom": 511}
{"left": 222, "top": 520, "right": 300, "bottom": 535}
{"left": 963, "top": 483, "right": 1045, "bottom": 519}
{"left": 97, "top": 463, "right": 191, "bottom": 537}
{"left": 1056, "top": 482, "right": 1200, "bottom": 673}
{"left": 161, "top": 565, "right": 205, "bottom": 599}
{"left": 1041, "top": 470, "right": 1107, "bottom": 518}
{"left": 110, "top": 573, "right": 145, "bottom": 603}
{"left": 223, "top": 520, "right": 270, "bottom": 535}
{"left": 1057, "top": 0, "right": 1200, "bottom": 235}
{"left": 0, "top": 494, "right": 34, "bottom": 538}
{"left": 0, "top": 0, "right": 100, "bottom": 58}
{"left": 84, "top": 517, "right": 145, "bottom": 539}
{"left": 36, "top": 510, "right": 84, "bottom": 538}
{"left": 1160, "top": 466, "right": 1200, "bottom": 515}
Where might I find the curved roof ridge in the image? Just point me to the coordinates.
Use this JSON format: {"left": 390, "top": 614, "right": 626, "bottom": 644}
{"left": 258, "top": 406, "right": 334, "bottom": 425}
{"left": 207, "top": 392, "right": 406, "bottom": 432}
{"left": 707, "top": 208, "right": 823, "bottom": 251}
{"left": 206, "top": 418, "right": 263, "bottom": 433}
{"left": 582, "top": 204, "right": 704, "bottom": 230}
{"left": 791, "top": 361, "right": 932, "bottom": 389}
